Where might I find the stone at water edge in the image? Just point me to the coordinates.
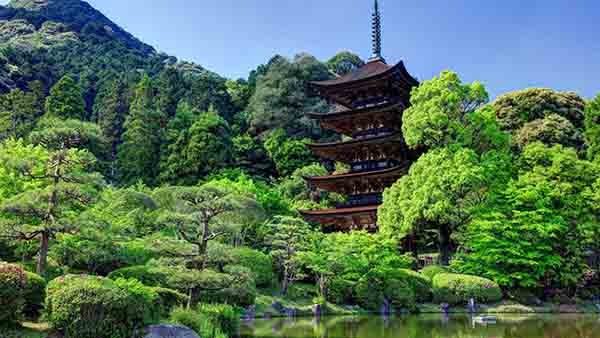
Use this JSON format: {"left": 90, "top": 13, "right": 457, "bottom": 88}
{"left": 141, "top": 324, "right": 200, "bottom": 338}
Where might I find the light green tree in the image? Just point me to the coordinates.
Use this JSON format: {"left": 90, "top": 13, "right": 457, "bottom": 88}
{"left": 45, "top": 75, "right": 86, "bottom": 120}
{"left": 585, "top": 94, "right": 600, "bottom": 161}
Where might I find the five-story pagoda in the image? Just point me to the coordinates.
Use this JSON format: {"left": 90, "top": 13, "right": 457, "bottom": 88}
{"left": 300, "top": 0, "right": 420, "bottom": 232}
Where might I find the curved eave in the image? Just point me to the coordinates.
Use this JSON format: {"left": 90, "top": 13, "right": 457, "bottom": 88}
{"left": 306, "top": 101, "right": 405, "bottom": 121}
{"left": 309, "top": 133, "right": 401, "bottom": 149}
{"left": 299, "top": 205, "right": 379, "bottom": 217}
{"left": 304, "top": 165, "right": 408, "bottom": 183}
{"left": 310, "top": 61, "right": 418, "bottom": 89}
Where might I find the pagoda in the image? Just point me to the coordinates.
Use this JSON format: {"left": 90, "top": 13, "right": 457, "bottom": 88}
{"left": 299, "top": 0, "right": 421, "bottom": 232}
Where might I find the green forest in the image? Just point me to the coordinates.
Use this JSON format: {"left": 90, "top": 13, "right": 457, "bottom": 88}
{"left": 0, "top": 1, "right": 599, "bottom": 337}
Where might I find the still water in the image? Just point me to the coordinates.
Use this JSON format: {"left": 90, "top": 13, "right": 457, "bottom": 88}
{"left": 240, "top": 314, "right": 600, "bottom": 338}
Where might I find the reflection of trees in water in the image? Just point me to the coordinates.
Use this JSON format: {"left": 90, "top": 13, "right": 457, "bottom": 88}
{"left": 241, "top": 314, "right": 600, "bottom": 338}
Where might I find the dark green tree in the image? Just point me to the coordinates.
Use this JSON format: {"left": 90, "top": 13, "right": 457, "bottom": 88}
{"left": 585, "top": 94, "right": 600, "bottom": 161}
{"left": 156, "top": 67, "right": 185, "bottom": 118}
{"left": 248, "top": 54, "right": 331, "bottom": 137}
{"left": 45, "top": 75, "right": 87, "bottom": 120}
{"left": 326, "top": 51, "right": 365, "bottom": 76}
{"left": 0, "top": 88, "right": 41, "bottom": 140}
{"left": 118, "top": 75, "right": 164, "bottom": 186}
{"left": 95, "top": 78, "right": 131, "bottom": 181}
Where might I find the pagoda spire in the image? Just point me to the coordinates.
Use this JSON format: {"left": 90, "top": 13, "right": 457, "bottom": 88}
{"left": 369, "top": 0, "right": 385, "bottom": 63}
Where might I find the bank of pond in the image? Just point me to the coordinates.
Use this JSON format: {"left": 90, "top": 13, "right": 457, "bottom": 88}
{"left": 1, "top": 261, "right": 599, "bottom": 338}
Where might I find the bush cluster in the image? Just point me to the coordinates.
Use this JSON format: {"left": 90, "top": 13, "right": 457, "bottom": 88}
{"left": 0, "top": 262, "right": 27, "bottom": 326}
{"left": 23, "top": 271, "right": 47, "bottom": 318}
{"left": 197, "top": 303, "right": 239, "bottom": 337}
{"left": 432, "top": 273, "right": 502, "bottom": 305}
{"left": 420, "top": 265, "right": 449, "bottom": 281}
{"left": 46, "top": 275, "right": 170, "bottom": 338}
{"left": 169, "top": 306, "right": 227, "bottom": 338}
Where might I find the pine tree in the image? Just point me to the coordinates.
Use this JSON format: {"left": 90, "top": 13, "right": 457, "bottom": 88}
{"left": 0, "top": 89, "right": 40, "bottom": 140}
{"left": 117, "top": 75, "right": 164, "bottom": 186}
{"left": 45, "top": 75, "right": 87, "bottom": 120}
{"left": 96, "top": 78, "right": 131, "bottom": 182}
{"left": 159, "top": 101, "right": 198, "bottom": 185}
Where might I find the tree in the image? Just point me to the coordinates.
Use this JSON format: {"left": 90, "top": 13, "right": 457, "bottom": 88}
{"left": 225, "top": 79, "right": 251, "bottom": 112}
{"left": 454, "top": 143, "right": 598, "bottom": 291}
{"left": 263, "top": 128, "right": 317, "bottom": 177}
{"left": 158, "top": 183, "right": 259, "bottom": 266}
{"left": 248, "top": 54, "right": 331, "bottom": 138}
{"left": 160, "top": 107, "right": 232, "bottom": 185}
{"left": 402, "top": 71, "right": 489, "bottom": 150}
{"left": 187, "top": 71, "right": 234, "bottom": 121}
{"left": 0, "top": 137, "right": 103, "bottom": 275}
{"left": 95, "top": 78, "right": 131, "bottom": 181}
{"left": 585, "top": 94, "right": 600, "bottom": 161}
{"left": 118, "top": 75, "right": 164, "bottom": 186}
{"left": 45, "top": 75, "right": 86, "bottom": 120}
{"left": 156, "top": 67, "right": 185, "bottom": 118}
{"left": 326, "top": 51, "right": 365, "bottom": 76}
{"left": 265, "top": 216, "right": 312, "bottom": 295}
{"left": 378, "top": 147, "right": 501, "bottom": 265}
{"left": 492, "top": 88, "right": 586, "bottom": 149}
{"left": 0, "top": 88, "right": 41, "bottom": 140}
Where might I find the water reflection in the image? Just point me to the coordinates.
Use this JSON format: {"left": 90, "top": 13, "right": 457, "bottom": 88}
{"left": 240, "top": 314, "right": 600, "bottom": 338}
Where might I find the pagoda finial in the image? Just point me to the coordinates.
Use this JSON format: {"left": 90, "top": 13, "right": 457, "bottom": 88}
{"left": 369, "top": 0, "right": 385, "bottom": 63}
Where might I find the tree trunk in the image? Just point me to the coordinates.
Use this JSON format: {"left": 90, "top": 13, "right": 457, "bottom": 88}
{"left": 36, "top": 231, "right": 50, "bottom": 275}
{"left": 439, "top": 224, "right": 451, "bottom": 266}
{"left": 281, "top": 267, "right": 290, "bottom": 296}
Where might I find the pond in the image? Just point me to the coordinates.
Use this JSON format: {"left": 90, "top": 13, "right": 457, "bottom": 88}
{"left": 240, "top": 314, "right": 600, "bottom": 338}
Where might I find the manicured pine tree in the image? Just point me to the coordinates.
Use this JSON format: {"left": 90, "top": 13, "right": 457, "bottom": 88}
{"left": 118, "top": 75, "right": 164, "bottom": 186}
{"left": 45, "top": 75, "right": 87, "bottom": 120}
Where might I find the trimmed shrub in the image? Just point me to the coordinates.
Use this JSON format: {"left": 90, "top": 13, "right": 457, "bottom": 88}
{"left": 354, "top": 268, "right": 417, "bottom": 311}
{"left": 107, "top": 265, "right": 167, "bottom": 287}
{"left": 398, "top": 269, "right": 432, "bottom": 302}
{"left": 169, "top": 306, "right": 227, "bottom": 338}
{"left": 0, "top": 262, "right": 27, "bottom": 326}
{"left": 198, "top": 303, "right": 239, "bottom": 337}
{"left": 153, "top": 287, "right": 189, "bottom": 316}
{"left": 287, "top": 282, "right": 318, "bottom": 300}
{"left": 196, "top": 269, "right": 256, "bottom": 307}
{"left": 432, "top": 273, "right": 503, "bottom": 305}
{"left": 420, "top": 265, "right": 449, "bottom": 281}
{"left": 46, "top": 275, "right": 159, "bottom": 338}
{"left": 326, "top": 277, "right": 355, "bottom": 304}
{"left": 230, "top": 247, "right": 274, "bottom": 287}
{"left": 23, "top": 271, "right": 46, "bottom": 318}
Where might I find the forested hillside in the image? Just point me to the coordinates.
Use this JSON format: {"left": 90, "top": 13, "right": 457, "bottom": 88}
{"left": 0, "top": 1, "right": 599, "bottom": 338}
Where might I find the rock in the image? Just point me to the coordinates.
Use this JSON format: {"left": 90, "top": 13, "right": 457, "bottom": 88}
{"left": 440, "top": 303, "right": 450, "bottom": 314}
{"left": 243, "top": 304, "right": 256, "bottom": 320}
{"left": 381, "top": 298, "right": 391, "bottom": 316}
{"left": 313, "top": 304, "right": 322, "bottom": 317}
{"left": 271, "top": 301, "right": 285, "bottom": 313}
{"left": 141, "top": 325, "right": 200, "bottom": 338}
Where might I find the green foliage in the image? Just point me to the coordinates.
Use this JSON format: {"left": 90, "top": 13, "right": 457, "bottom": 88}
{"left": 45, "top": 75, "right": 86, "bottom": 120}
{"left": 454, "top": 143, "right": 598, "bottom": 290}
{"left": 0, "top": 262, "right": 27, "bottom": 326}
{"left": 153, "top": 287, "right": 189, "bottom": 317}
{"left": 585, "top": 94, "right": 600, "bottom": 160}
{"left": 515, "top": 113, "right": 583, "bottom": 150}
{"left": 0, "top": 86, "right": 43, "bottom": 140}
{"left": 107, "top": 265, "right": 167, "bottom": 287}
{"left": 228, "top": 246, "right": 273, "bottom": 287}
{"left": 264, "top": 128, "right": 317, "bottom": 176}
{"left": 420, "top": 265, "right": 449, "bottom": 281}
{"left": 117, "top": 75, "right": 164, "bottom": 186}
{"left": 379, "top": 147, "right": 505, "bottom": 265}
{"left": 23, "top": 271, "right": 46, "bottom": 318}
{"left": 197, "top": 303, "right": 239, "bottom": 337}
{"left": 194, "top": 268, "right": 257, "bottom": 307}
{"left": 326, "top": 51, "right": 365, "bottom": 76}
{"left": 432, "top": 273, "right": 502, "bottom": 305}
{"left": 402, "top": 71, "right": 490, "bottom": 150}
{"left": 354, "top": 267, "right": 417, "bottom": 311}
{"left": 46, "top": 275, "right": 159, "bottom": 338}
{"left": 248, "top": 54, "right": 331, "bottom": 137}
{"left": 493, "top": 88, "right": 586, "bottom": 132}
{"left": 169, "top": 306, "right": 227, "bottom": 338}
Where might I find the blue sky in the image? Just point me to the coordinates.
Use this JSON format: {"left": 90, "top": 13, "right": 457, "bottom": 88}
{"left": 2, "top": 0, "right": 599, "bottom": 98}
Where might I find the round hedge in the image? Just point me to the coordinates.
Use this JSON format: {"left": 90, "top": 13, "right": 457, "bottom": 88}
{"left": 0, "top": 262, "right": 27, "bottom": 326}
{"left": 354, "top": 268, "right": 418, "bottom": 311}
{"left": 398, "top": 269, "right": 432, "bottom": 302}
{"left": 420, "top": 265, "right": 449, "bottom": 281}
{"left": 23, "top": 271, "right": 46, "bottom": 318}
{"left": 107, "top": 265, "right": 167, "bottom": 287}
{"left": 432, "top": 273, "right": 502, "bottom": 305}
{"left": 46, "top": 275, "right": 159, "bottom": 338}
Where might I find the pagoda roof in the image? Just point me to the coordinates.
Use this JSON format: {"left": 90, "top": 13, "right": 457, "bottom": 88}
{"left": 307, "top": 133, "right": 406, "bottom": 163}
{"left": 311, "top": 60, "right": 418, "bottom": 89}
{"left": 306, "top": 100, "right": 405, "bottom": 121}
{"left": 299, "top": 205, "right": 379, "bottom": 233}
{"left": 304, "top": 165, "right": 409, "bottom": 194}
